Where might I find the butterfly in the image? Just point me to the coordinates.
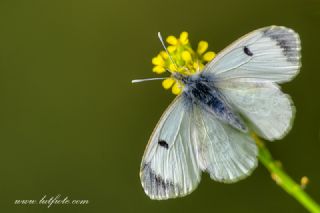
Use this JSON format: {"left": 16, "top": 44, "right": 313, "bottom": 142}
{"left": 136, "top": 26, "right": 301, "bottom": 200}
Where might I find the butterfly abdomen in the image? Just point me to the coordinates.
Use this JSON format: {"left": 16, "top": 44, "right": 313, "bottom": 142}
{"left": 184, "top": 78, "right": 247, "bottom": 132}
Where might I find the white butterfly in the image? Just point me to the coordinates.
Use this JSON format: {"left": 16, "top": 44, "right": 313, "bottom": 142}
{"left": 136, "top": 26, "right": 301, "bottom": 200}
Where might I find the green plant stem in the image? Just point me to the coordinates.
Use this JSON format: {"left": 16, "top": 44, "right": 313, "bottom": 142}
{"left": 255, "top": 136, "right": 320, "bottom": 213}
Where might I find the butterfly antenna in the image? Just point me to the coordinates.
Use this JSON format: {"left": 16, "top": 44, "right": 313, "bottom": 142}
{"left": 131, "top": 77, "right": 166, "bottom": 84}
{"left": 157, "top": 32, "right": 179, "bottom": 73}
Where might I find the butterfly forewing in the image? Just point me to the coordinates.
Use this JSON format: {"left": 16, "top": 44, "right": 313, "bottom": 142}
{"left": 140, "top": 96, "right": 201, "bottom": 200}
{"left": 204, "top": 26, "right": 301, "bottom": 83}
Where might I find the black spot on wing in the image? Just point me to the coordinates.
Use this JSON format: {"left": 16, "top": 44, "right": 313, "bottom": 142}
{"left": 243, "top": 46, "right": 253, "bottom": 56}
{"left": 140, "top": 163, "right": 179, "bottom": 199}
{"left": 263, "top": 26, "right": 300, "bottom": 63}
{"left": 158, "top": 140, "right": 169, "bottom": 149}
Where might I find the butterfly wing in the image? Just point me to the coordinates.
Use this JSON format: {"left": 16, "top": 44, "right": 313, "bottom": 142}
{"left": 191, "top": 103, "right": 258, "bottom": 183}
{"left": 140, "top": 96, "right": 201, "bottom": 200}
{"left": 203, "top": 26, "right": 300, "bottom": 140}
{"left": 216, "top": 79, "right": 294, "bottom": 141}
{"left": 203, "top": 26, "right": 301, "bottom": 83}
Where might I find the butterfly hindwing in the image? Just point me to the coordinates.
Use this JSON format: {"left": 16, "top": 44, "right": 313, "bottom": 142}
{"left": 140, "top": 96, "right": 201, "bottom": 200}
{"left": 217, "top": 79, "right": 294, "bottom": 141}
{"left": 203, "top": 26, "right": 301, "bottom": 83}
{"left": 191, "top": 104, "right": 258, "bottom": 183}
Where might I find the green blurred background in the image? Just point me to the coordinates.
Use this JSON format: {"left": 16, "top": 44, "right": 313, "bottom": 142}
{"left": 0, "top": 0, "right": 319, "bottom": 212}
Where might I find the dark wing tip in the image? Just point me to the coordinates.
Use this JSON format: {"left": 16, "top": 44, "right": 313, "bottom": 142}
{"left": 262, "top": 26, "right": 301, "bottom": 64}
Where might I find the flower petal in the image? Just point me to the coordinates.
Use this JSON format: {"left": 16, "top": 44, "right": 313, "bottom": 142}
{"left": 172, "top": 82, "right": 182, "bottom": 95}
{"left": 162, "top": 78, "right": 175, "bottom": 89}
{"left": 169, "top": 63, "right": 177, "bottom": 71}
{"left": 197, "top": 41, "right": 208, "bottom": 55}
{"left": 166, "top": 36, "right": 178, "bottom": 45}
{"left": 203, "top": 51, "right": 216, "bottom": 62}
{"left": 152, "top": 55, "right": 164, "bottom": 66}
{"left": 153, "top": 66, "right": 166, "bottom": 74}
{"left": 167, "top": 46, "right": 177, "bottom": 53}
{"left": 179, "top": 32, "right": 189, "bottom": 45}
{"left": 182, "top": 51, "right": 192, "bottom": 62}
{"left": 160, "top": 51, "right": 168, "bottom": 60}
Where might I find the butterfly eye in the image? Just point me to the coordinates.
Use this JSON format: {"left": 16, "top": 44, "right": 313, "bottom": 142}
{"left": 243, "top": 46, "right": 253, "bottom": 56}
{"left": 158, "top": 140, "right": 169, "bottom": 149}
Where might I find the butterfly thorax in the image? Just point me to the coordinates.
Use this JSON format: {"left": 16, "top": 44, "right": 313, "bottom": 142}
{"left": 179, "top": 73, "right": 248, "bottom": 132}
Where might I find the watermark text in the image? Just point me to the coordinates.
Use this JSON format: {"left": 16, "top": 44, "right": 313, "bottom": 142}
{"left": 14, "top": 194, "right": 89, "bottom": 208}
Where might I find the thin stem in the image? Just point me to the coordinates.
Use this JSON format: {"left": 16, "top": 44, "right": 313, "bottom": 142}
{"left": 254, "top": 135, "right": 320, "bottom": 213}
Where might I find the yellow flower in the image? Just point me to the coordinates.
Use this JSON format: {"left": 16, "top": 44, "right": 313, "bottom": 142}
{"left": 166, "top": 36, "right": 178, "bottom": 45}
{"left": 159, "top": 51, "right": 168, "bottom": 59}
{"left": 203, "top": 51, "right": 216, "bottom": 62}
{"left": 152, "top": 66, "right": 165, "bottom": 74}
{"left": 162, "top": 78, "right": 175, "bottom": 89}
{"left": 152, "top": 55, "right": 164, "bottom": 66}
{"left": 172, "top": 82, "right": 182, "bottom": 95}
{"left": 151, "top": 31, "right": 216, "bottom": 95}
{"left": 169, "top": 63, "right": 177, "bottom": 72}
{"left": 179, "top": 32, "right": 189, "bottom": 45}
{"left": 197, "top": 41, "right": 208, "bottom": 55}
{"left": 181, "top": 51, "right": 192, "bottom": 62}
{"left": 167, "top": 46, "right": 177, "bottom": 53}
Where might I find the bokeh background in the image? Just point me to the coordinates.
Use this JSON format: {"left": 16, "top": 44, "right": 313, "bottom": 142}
{"left": 0, "top": 0, "right": 319, "bottom": 212}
